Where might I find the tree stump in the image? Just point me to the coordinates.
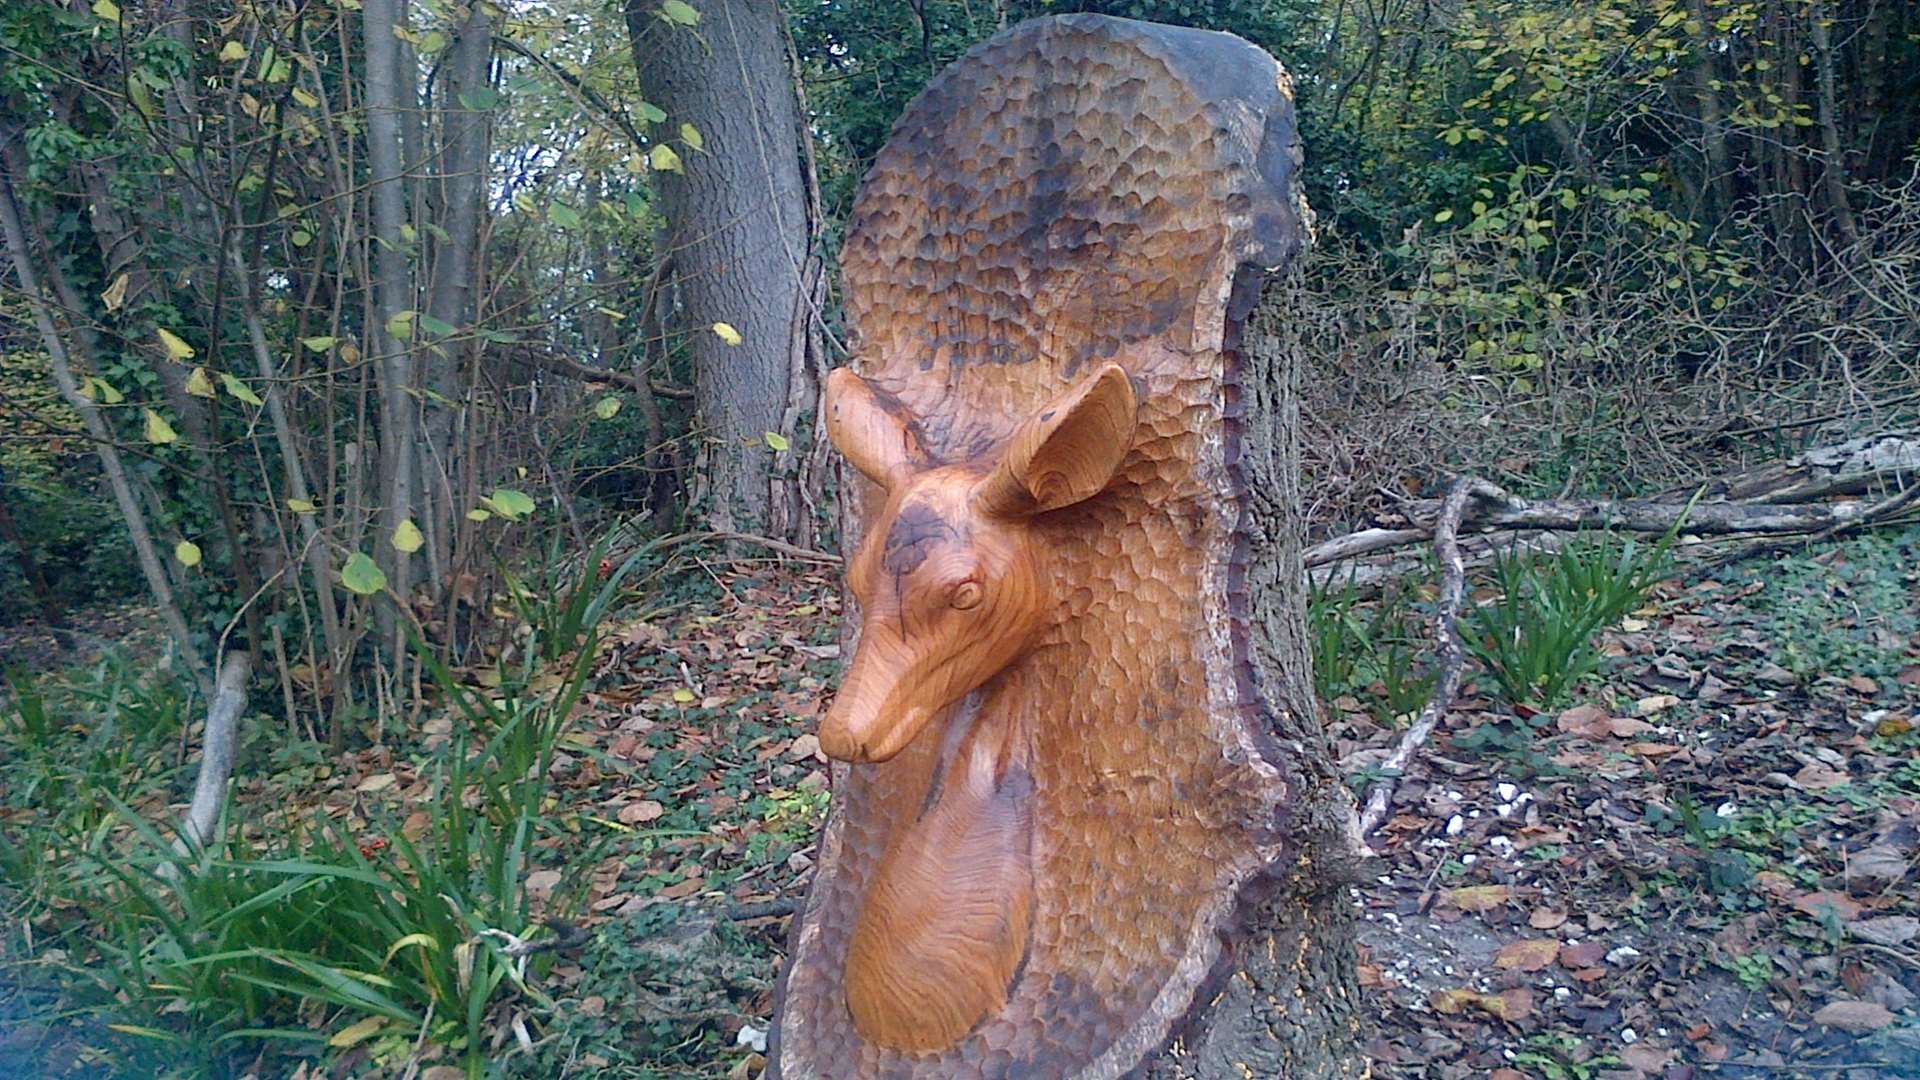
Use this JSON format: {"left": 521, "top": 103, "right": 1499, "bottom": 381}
{"left": 771, "top": 15, "right": 1365, "bottom": 1078}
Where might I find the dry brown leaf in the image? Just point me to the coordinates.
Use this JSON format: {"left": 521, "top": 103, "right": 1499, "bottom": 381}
{"left": 1529, "top": 908, "right": 1569, "bottom": 930}
{"left": 1556, "top": 703, "right": 1609, "bottom": 736}
{"left": 1811, "top": 1000, "right": 1896, "bottom": 1033}
{"left": 619, "top": 800, "right": 666, "bottom": 824}
{"left": 1559, "top": 941, "right": 1606, "bottom": 969}
{"left": 1792, "top": 890, "right": 1864, "bottom": 922}
{"left": 1450, "top": 884, "right": 1512, "bottom": 912}
{"left": 1495, "top": 938, "right": 1561, "bottom": 972}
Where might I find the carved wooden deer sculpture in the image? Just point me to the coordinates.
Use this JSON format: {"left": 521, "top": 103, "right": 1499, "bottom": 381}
{"left": 820, "top": 361, "right": 1137, "bottom": 1050}
{"left": 771, "top": 14, "right": 1311, "bottom": 1078}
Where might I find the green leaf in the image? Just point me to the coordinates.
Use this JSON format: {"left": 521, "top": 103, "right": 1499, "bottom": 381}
{"left": 711, "top": 321, "right": 742, "bottom": 346}
{"left": 339, "top": 552, "right": 386, "bottom": 596}
{"left": 291, "top": 88, "right": 319, "bottom": 108}
{"left": 185, "top": 367, "right": 216, "bottom": 398}
{"left": 143, "top": 409, "right": 179, "bottom": 445}
{"left": 219, "top": 40, "right": 248, "bottom": 62}
{"left": 287, "top": 498, "right": 317, "bottom": 513}
{"left": 174, "top": 540, "right": 202, "bottom": 568}
{"left": 548, "top": 202, "right": 581, "bottom": 228}
{"left": 459, "top": 87, "right": 502, "bottom": 111}
{"left": 91, "top": 0, "right": 119, "bottom": 21}
{"left": 636, "top": 102, "right": 667, "bottom": 125}
{"left": 649, "top": 144, "right": 682, "bottom": 174}
{"left": 290, "top": 229, "right": 313, "bottom": 247}
{"left": 679, "top": 122, "right": 704, "bottom": 151}
{"left": 484, "top": 488, "right": 536, "bottom": 520}
{"left": 659, "top": 0, "right": 700, "bottom": 25}
{"left": 391, "top": 518, "right": 424, "bottom": 554}
{"left": 1434, "top": 208, "right": 1454, "bottom": 223}
{"left": 764, "top": 430, "right": 790, "bottom": 452}
{"left": 221, "top": 373, "right": 264, "bottom": 406}
{"left": 157, "top": 327, "right": 195, "bottom": 360}
{"left": 594, "top": 395, "right": 622, "bottom": 420}
{"left": 384, "top": 311, "right": 414, "bottom": 340}
{"left": 302, "top": 336, "right": 337, "bottom": 352}
{"left": 465, "top": 508, "right": 492, "bottom": 521}
{"left": 417, "top": 314, "right": 456, "bottom": 337}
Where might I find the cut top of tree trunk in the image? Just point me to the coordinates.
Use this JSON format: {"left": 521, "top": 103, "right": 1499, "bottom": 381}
{"left": 770, "top": 15, "right": 1311, "bottom": 1079}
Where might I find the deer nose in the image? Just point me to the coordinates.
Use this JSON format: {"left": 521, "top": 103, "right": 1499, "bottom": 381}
{"left": 820, "top": 690, "right": 932, "bottom": 764}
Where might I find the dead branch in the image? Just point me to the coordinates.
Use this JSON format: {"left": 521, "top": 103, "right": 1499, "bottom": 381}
{"left": 159, "top": 651, "right": 251, "bottom": 882}
{"left": 1356, "top": 478, "right": 1475, "bottom": 842}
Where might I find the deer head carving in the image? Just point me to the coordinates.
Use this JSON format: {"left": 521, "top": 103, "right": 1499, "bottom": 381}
{"left": 820, "top": 361, "right": 1139, "bottom": 765}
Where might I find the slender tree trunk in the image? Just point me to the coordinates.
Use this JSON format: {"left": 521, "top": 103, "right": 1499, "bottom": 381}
{"left": 422, "top": 2, "right": 493, "bottom": 587}
{"left": 1686, "top": 0, "right": 1735, "bottom": 216}
{"left": 0, "top": 141, "right": 211, "bottom": 698}
{"left": 1808, "top": 1, "right": 1859, "bottom": 243}
{"left": 363, "top": 0, "right": 420, "bottom": 636}
{"left": 625, "top": 0, "right": 810, "bottom": 539}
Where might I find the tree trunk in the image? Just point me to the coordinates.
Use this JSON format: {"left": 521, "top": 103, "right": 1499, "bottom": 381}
{"left": 1142, "top": 272, "right": 1367, "bottom": 1080}
{"left": 422, "top": 1, "right": 494, "bottom": 587}
{"left": 625, "top": 0, "right": 809, "bottom": 538}
{"left": 363, "top": 0, "right": 420, "bottom": 633}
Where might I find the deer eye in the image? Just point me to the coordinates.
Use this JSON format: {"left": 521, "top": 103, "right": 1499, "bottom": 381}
{"left": 949, "top": 581, "right": 984, "bottom": 610}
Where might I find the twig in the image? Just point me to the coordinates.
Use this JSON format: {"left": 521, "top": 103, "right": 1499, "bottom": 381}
{"left": 1356, "top": 477, "right": 1478, "bottom": 842}
{"left": 728, "top": 898, "right": 799, "bottom": 920}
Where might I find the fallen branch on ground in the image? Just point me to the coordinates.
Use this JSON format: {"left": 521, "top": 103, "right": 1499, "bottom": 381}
{"left": 1355, "top": 478, "right": 1476, "bottom": 842}
{"left": 1307, "top": 432, "right": 1919, "bottom": 573}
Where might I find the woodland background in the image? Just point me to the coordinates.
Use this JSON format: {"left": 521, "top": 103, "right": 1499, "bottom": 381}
{"left": 1, "top": 0, "right": 1917, "bottom": 1077}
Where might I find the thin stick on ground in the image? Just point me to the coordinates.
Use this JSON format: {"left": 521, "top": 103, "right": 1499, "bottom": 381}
{"left": 1356, "top": 476, "right": 1478, "bottom": 842}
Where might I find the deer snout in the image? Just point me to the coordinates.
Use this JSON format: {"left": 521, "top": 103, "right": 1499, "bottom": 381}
{"left": 819, "top": 652, "right": 937, "bottom": 764}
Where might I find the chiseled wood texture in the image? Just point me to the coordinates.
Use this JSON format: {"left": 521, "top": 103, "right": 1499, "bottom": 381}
{"left": 771, "top": 14, "right": 1312, "bottom": 1079}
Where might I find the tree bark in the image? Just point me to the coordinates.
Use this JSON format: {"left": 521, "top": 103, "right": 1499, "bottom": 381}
{"left": 421, "top": 1, "right": 494, "bottom": 586}
{"left": 626, "top": 0, "right": 810, "bottom": 538}
{"left": 363, "top": 0, "right": 420, "bottom": 632}
{"left": 1143, "top": 274, "right": 1367, "bottom": 1080}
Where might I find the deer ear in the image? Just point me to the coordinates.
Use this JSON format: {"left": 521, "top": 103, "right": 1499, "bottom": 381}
{"left": 973, "top": 363, "right": 1137, "bottom": 517}
{"left": 826, "top": 367, "right": 928, "bottom": 489}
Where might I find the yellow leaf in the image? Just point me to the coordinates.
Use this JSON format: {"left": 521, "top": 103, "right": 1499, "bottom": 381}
{"left": 764, "top": 431, "right": 789, "bottom": 452}
{"left": 173, "top": 540, "right": 202, "bottom": 567}
{"left": 185, "top": 367, "right": 216, "bottom": 398}
{"left": 385, "top": 933, "right": 440, "bottom": 963}
{"left": 466, "top": 508, "right": 492, "bottom": 521}
{"left": 91, "top": 0, "right": 119, "bottom": 20}
{"left": 143, "top": 409, "right": 179, "bottom": 445}
{"left": 649, "top": 144, "right": 682, "bottom": 173}
{"left": 219, "top": 40, "right": 248, "bottom": 62}
{"left": 287, "top": 498, "right": 317, "bottom": 513}
{"left": 672, "top": 688, "right": 695, "bottom": 703}
{"left": 391, "top": 518, "right": 424, "bottom": 553}
{"left": 327, "top": 1015, "right": 387, "bottom": 1048}
{"left": 157, "top": 327, "right": 195, "bottom": 360}
{"left": 711, "top": 321, "right": 741, "bottom": 346}
{"left": 101, "top": 273, "right": 129, "bottom": 312}
{"left": 291, "top": 87, "right": 319, "bottom": 108}
{"left": 679, "top": 122, "right": 704, "bottom": 151}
